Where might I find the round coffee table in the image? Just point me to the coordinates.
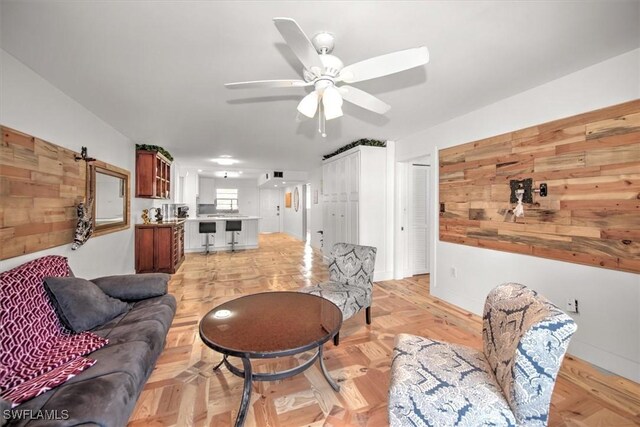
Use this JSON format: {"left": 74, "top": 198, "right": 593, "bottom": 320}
{"left": 199, "top": 291, "right": 343, "bottom": 427}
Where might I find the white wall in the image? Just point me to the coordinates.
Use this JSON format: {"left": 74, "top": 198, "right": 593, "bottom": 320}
{"left": 0, "top": 49, "right": 157, "bottom": 278}
{"left": 308, "top": 167, "right": 323, "bottom": 250}
{"left": 396, "top": 48, "right": 640, "bottom": 381}
{"left": 283, "top": 184, "right": 304, "bottom": 240}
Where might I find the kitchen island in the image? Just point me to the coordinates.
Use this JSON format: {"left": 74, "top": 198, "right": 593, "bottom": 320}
{"left": 184, "top": 216, "right": 260, "bottom": 252}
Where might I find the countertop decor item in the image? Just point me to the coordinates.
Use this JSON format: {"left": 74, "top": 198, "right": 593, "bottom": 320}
{"left": 141, "top": 209, "right": 151, "bottom": 224}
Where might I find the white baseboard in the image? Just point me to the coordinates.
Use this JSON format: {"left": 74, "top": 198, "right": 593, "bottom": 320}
{"left": 374, "top": 270, "right": 393, "bottom": 282}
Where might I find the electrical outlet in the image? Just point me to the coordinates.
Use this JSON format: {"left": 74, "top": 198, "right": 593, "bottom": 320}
{"left": 450, "top": 267, "right": 457, "bottom": 278}
{"left": 566, "top": 299, "right": 579, "bottom": 313}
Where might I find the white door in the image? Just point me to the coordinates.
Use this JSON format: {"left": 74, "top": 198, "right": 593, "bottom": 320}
{"left": 410, "top": 165, "right": 429, "bottom": 275}
{"left": 259, "top": 189, "right": 281, "bottom": 233}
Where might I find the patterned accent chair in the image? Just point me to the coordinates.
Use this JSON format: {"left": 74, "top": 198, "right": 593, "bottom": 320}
{"left": 388, "top": 283, "right": 577, "bottom": 426}
{"left": 300, "top": 243, "right": 376, "bottom": 345}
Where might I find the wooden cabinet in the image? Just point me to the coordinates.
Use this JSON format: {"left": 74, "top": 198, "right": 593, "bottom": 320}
{"left": 135, "top": 221, "right": 184, "bottom": 273}
{"left": 136, "top": 150, "right": 171, "bottom": 199}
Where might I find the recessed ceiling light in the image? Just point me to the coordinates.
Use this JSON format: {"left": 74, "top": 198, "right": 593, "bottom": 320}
{"left": 282, "top": 181, "right": 286, "bottom": 184}
{"left": 198, "top": 169, "right": 203, "bottom": 172}
{"left": 238, "top": 171, "right": 243, "bottom": 174}
{"left": 274, "top": 184, "right": 278, "bottom": 187}
{"left": 220, "top": 155, "right": 232, "bottom": 158}
{"left": 211, "top": 157, "right": 238, "bottom": 166}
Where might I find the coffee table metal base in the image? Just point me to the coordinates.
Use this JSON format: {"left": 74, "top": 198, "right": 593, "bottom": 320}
{"left": 213, "top": 344, "right": 339, "bottom": 427}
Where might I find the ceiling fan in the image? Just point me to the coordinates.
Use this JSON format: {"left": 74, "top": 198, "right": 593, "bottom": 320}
{"left": 225, "top": 18, "right": 429, "bottom": 137}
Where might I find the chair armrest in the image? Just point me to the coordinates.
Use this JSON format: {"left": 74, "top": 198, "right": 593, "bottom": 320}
{"left": 91, "top": 273, "right": 170, "bottom": 301}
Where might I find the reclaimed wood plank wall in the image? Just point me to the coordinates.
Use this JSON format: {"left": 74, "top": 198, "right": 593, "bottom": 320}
{"left": 439, "top": 100, "right": 640, "bottom": 274}
{"left": 0, "top": 126, "right": 86, "bottom": 260}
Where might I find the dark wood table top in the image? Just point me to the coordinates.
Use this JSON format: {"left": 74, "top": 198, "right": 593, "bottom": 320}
{"left": 199, "top": 292, "right": 342, "bottom": 358}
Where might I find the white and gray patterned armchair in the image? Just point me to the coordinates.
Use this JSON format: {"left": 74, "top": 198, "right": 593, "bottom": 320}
{"left": 300, "top": 243, "right": 376, "bottom": 345}
{"left": 389, "top": 283, "right": 577, "bottom": 426}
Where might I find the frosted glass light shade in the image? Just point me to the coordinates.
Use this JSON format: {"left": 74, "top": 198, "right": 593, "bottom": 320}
{"left": 297, "top": 91, "right": 319, "bottom": 118}
{"left": 323, "top": 86, "right": 343, "bottom": 120}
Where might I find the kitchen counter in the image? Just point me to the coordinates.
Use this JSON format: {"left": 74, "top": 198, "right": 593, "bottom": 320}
{"left": 136, "top": 219, "right": 186, "bottom": 227}
{"left": 186, "top": 216, "right": 261, "bottom": 221}
{"left": 184, "top": 216, "right": 259, "bottom": 252}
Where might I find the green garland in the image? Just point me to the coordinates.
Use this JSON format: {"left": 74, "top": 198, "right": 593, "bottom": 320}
{"left": 135, "top": 144, "right": 174, "bottom": 161}
{"left": 322, "top": 138, "right": 386, "bottom": 160}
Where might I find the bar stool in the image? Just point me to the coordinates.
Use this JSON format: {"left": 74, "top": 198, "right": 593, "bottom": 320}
{"left": 225, "top": 220, "right": 242, "bottom": 252}
{"left": 199, "top": 222, "right": 216, "bottom": 254}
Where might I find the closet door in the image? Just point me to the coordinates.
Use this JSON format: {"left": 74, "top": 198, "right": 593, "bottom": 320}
{"left": 347, "top": 152, "right": 360, "bottom": 244}
{"left": 322, "top": 163, "right": 331, "bottom": 203}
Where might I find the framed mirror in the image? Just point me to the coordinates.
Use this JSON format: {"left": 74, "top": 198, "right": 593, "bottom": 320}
{"left": 88, "top": 162, "right": 130, "bottom": 236}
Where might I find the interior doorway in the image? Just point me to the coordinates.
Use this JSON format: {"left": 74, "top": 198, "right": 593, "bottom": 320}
{"left": 409, "top": 163, "right": 430, "bottom": 275}
{"left": 304, "top": 183, "right": 311, "bottom": 242}
{"left": 259, "top": 188, "right": 282, "bottom": 233}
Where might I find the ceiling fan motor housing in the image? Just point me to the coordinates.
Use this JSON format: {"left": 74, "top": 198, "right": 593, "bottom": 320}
{"left": 311, "top": 32, "right": 335, "bottom": 54}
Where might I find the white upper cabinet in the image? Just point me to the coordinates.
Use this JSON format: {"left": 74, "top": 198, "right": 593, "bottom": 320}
{"left": 322, "top": 146, "right": 386, "bottom": 270}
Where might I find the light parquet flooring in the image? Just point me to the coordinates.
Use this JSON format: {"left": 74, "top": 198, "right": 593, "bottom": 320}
{"left": 129, "top": 233, "right": 640, "bottom": 427}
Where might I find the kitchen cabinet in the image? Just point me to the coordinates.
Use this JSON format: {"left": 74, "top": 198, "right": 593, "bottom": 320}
{"left": 135, "top": 221, "right": 184, "bottom": 273}
{"left": 136, "top": 150, "right": 171, "bottom": 199}
{"left": 322, "top": 146, "right": 386, "bottom": 260}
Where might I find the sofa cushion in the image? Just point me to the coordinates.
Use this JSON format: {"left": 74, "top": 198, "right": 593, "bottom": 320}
{"left": 91, "top": 273, "right": 170, "bottom": 301}
{"left": 389, "top": 333, "right": 517, "bottom": 427}
{"left": 44, "top": 277, "right": 130, "bottom": 333}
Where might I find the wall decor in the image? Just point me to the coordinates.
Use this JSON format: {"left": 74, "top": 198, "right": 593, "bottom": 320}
{"left": 87, "top": 160, "right": 130, "bottom": 236}
{"left": 71, "top": 202, "right": 93, "bottom": 250}
{"left": 285, "top": 192, "right": 292, "bottom": 208}
{"left": 439, "top": 99, "right": 640, "bottom": 274}
{"left": 294, "top": 187, "right": 300, "bottom": 212}
{"left": 0, "top": 126, "right": 87, "bottom": 259}
{"left": 322, "top": 138, "right": 386, "bottom": 160}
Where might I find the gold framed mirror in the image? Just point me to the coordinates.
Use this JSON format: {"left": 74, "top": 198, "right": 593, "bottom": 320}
{"left": 87, "top": 161, "right": 130, "bottom": 236}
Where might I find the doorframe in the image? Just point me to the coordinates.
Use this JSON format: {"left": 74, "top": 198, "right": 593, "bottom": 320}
{"left": 393, "top": 154, "right": 432, "bottom": 280}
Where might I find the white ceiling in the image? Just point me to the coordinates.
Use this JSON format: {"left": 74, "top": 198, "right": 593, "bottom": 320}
{"left": 1, "top": 1, "right": 638, "bottom": 172}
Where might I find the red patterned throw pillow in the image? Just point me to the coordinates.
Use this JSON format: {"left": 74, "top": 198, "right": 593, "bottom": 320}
{"left": 0, "top": 256, "right": 108, "bottom": 406}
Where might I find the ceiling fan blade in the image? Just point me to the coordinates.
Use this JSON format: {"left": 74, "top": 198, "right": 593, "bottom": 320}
{"left": 297, "top": 91, "right": 319, "bottom": 118}
{"left": 339, "top": 85, "right": 391, "bottom": 115}
{"left": 323, "top": 86, "right": 343, "bottom": 120}
{"left": 225, "top": 79, "right": 311, "bottom": 89}
{"left": 273, "top": 18, "right": 324, "bottom": 76}
{"left": 338, "top": 46, "right": 429, "bottom": 84}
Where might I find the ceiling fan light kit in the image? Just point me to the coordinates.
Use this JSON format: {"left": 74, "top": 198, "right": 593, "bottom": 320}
{"left": 225, "top": 17, "right": 429, "bottom": 137}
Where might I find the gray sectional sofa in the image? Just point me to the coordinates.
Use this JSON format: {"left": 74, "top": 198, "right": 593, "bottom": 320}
{"left": 6, "top": 279, "right": 176, "bottom": 427}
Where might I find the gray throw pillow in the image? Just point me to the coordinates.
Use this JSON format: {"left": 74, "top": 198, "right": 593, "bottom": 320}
{"left": 44, "top": 277, "right": 130, "bottom": 333}
{"left": 91, "top": 273, "right": 169, "bottom": 301}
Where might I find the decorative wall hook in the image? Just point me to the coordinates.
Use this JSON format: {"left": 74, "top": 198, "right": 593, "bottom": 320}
{"left": 75, "top": 146, "right": 96, "bottom": 162}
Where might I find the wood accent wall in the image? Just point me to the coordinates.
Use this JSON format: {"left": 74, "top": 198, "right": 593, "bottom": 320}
{"left": 439, "top": 100, "right": 640, "bottom": 274}
{"left": 0, "top": 126, "right": 86, "bottom": 260}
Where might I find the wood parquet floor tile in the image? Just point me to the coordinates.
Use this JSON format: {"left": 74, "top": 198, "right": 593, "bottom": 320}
{"left": 129, "top": 233, "right": 640, "bottom": 426}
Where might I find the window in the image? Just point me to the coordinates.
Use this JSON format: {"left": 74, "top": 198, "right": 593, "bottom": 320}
{"left": 216, "top": 188, "right": 238, "bottom": 211}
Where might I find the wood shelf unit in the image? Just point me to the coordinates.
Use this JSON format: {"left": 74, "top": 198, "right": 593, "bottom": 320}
{"left": 136, "top": 150, "right": 171, "bottom": 199}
